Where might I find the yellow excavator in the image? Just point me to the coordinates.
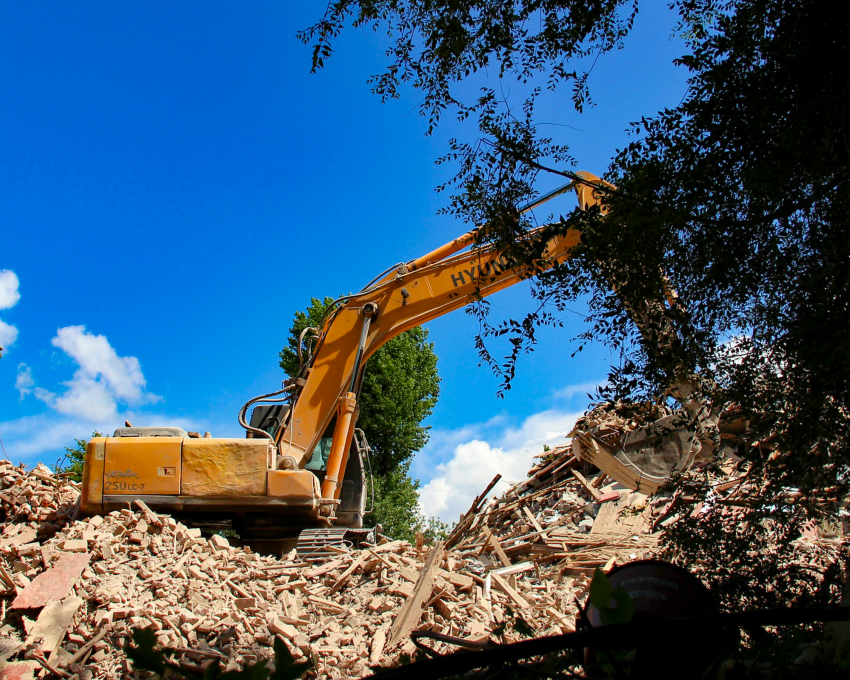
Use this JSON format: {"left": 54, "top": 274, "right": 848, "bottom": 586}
{"left": 80, "top": 173, "right": 717, "bottom": 549}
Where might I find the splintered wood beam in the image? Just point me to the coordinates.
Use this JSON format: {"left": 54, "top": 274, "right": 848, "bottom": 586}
{"left": 134, "top": 499, "right": 163, "bottom": 527}
{"left": 481, "top": 526, "right": 512, "bottom": 568}
{"left": 387, "top": 541, "right": 446, "bottom": 648}
{"left": 493, "top": 562, "right": 535, "bottom": 577}
{"left": 571, "top": 469, "right": 603, "bottom": 502}
{"left": 591, "top": 473, "right": 610, "bottom": 489}
{"left": 446, "top": 474, "right": 502, "bottom": 548}
{"left": 521, "top": 505, "right": 544, "bottom": 533}
{"left": 328, "top": 551, "right": 370, "bottom": 594}
{"left": 371, "top": 539, "right": 408, "bottom": 553}
{"left": 26, "top": 596, "right": 84, "bottom": 658}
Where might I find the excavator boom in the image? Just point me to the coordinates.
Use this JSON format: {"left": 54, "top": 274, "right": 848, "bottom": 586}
{"left": 80, "top": 172, "right": 705, "bottom": 541}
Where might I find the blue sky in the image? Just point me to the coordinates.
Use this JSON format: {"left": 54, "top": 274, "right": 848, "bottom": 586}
{"left": 0, "top": 2, "right": 689, "bottom": 520}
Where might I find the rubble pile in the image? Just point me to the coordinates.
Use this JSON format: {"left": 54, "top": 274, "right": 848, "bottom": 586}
{"left": 446, "top": 442, "right": 658, "bottom": 574}
{"left": 4, "top": 412, "right": 841, "bottom": 679}
{"left": 1, "top": 459, "right": 630, "bottom": 679}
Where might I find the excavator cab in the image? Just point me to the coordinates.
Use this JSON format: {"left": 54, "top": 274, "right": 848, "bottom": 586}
{"left": 248, "top": 404, "right": 289, "bottom": 439}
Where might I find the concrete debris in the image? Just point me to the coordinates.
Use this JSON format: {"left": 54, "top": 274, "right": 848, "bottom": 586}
{"left": 1, "top": 458, "right": 609, "bottom": 678}
{"left": 11, "top": 553, "right": 90, "bottom": 610}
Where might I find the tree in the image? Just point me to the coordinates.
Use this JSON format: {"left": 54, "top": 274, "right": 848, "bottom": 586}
{"left": 302, "top": 0, "right": 850, "bottom": 644}
{"left": 280, "top": 297, "right": 441, "bottom": 537}
{"left": 60, "top": 431, "right": 102, "bottom": 482}
{"left": 600, "top": 0, "right": 850, "bottom": 615}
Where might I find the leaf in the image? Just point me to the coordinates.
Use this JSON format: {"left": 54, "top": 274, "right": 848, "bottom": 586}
{"left": 126, "top": 627, "right": 168, "bottom": 674}
{"left": 589, "top": 568, "right": 634, "bottom": 626}
{"left": 588, "top": 568, "right": 613, "bottom": 611}
{"left": 270, "top": 636, "right": 312, "bottom": 680}
{"left": 603, "top": 585, "right": 636, "bottom": 626}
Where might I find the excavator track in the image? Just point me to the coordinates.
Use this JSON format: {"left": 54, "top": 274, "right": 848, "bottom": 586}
{"left": 296, "top": 526, "right": 378, "bottom": 561}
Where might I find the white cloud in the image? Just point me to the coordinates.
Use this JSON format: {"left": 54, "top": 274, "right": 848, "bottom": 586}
{"left": 52, "top": 326, "right": 150, "bottom": 402}
{"left": 15, "top": 363, "right": 34, "bottom": 398}
{"left": 34, "top": 325, "right": 160, "bottom": 422}
{"left": 0, "top": 320, "right": 18, "bottom": 349}
{"left": 0, "top": 414, "right": 97, "bottom": 462}
{"left": 0, "top": 270, "right": 20, "bottom": 310}
{"left": 417, "top": 406, "right": 582, "bottom": 523}
{"left": 1, "top": 323, "right": 221, "bottom": 467}
{"left": 0, "top": 269, "right": 20, "bottom": 350}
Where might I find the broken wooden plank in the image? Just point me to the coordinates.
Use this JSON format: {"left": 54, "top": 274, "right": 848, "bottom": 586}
{"left": 328, "top": 551, "right": 370, "bottom": 594}
{"left": 546, "top": 606, "right": 574, "bottom": 631}
{"left": 0, "top": 563, "right": 17, "bottom": 593}
{"left": 65, "top": 626, "right": 111, "bottom": 667}
{"left": 367, "top": 548, "right": 394, "bottom": 570}
{"left": 303, "top": 557, "right": 347, "bottom": 579}
{"left": 369, "top": 626, "right": 387, "bottom": 666}
{"left": 370, "top": 539, "right": 408, "bottom": 554}
{"left": 25, "top": 596, "right": 83, "bottom": 657}
{"left": 12, "top": 553, "right": 90, "bottom": 609}
{"left": 445, "top": 474, "right": 502, "bottom": 548}
{"left": 492, "top": 562, "right": 534, "bottom": 577}
{"left": 387, "top": 542, "right": 446, "bottom": 648}
{"left": 134, "top": 499, "right": 163, "bottom": 527}
{"left": 490, "top": 572, "right": 530, "bottom": 610}
{"left": 591, "top": 491, "right": 649, "bottom": 536}
{"left": 306, "top": 594, "right": 349, "bottom": 612}
{"left": 591, "top": 472, "right": 609, "bottom": 489}
{"left": 521, "top": 505, "right": 544, "bottom": 533}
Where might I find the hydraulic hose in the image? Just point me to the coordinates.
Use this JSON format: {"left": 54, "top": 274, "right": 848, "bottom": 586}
{"left": 237, "top": 385, "right": 296, "bottom": 442}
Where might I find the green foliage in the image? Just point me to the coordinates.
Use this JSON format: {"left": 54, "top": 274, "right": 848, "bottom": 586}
{"left": 298, "top": 1, "right": 634, "bottom": 132}
{"left": 586, "top": 570, "right": 638, "bottom": 677}
{"left": 601, "top": 0, "right": 850, "bottom": 613}
{"left": 280, "top": 296, "right": 441, "bottom": 541}
{"left": 128, "top": 626, "right": 312, "bottom": 679}
{"left": 278, "top": 296, "right": 330, "bottom": 378}
{"left": 366, "top": 464, "right": 421, "bottom": 542}
{"left": 59, "top": 431, "right": 102, "bottom": 482}
{"left": 357, "top": 325, "right": 441, "bottom": 475}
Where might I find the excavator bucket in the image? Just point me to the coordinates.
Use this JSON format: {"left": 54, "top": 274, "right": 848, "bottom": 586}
{"left": 569, "top": 403, "right": 721, "bottom": 494}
